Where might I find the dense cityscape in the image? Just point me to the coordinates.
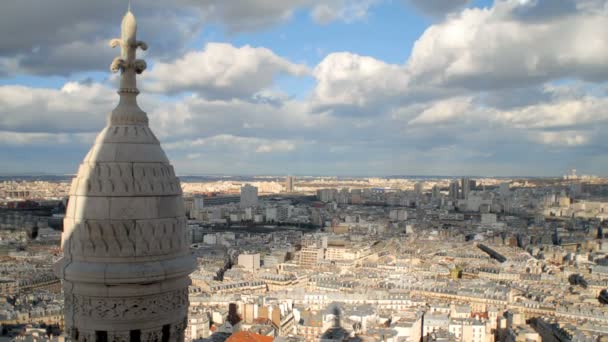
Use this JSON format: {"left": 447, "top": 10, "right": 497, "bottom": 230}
{"left": 2, "top": 172, "right": 608, "bottom": 341}
{"left": 2, "top": 0, "right": 608, "bottom": 341}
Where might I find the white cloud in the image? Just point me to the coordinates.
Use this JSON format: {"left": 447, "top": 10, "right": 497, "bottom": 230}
{"left": 165, "top": 134, "right": 297, "bottom": 154}
{"left": 192, "top": 0, "right": 381, "bottom": 31}
{"left": 145, "top": 43, "right": 310, "bottom": 99}
{"left": 0, "top": 82, "right": 114, "bottom": 133}
{"left": 0, "top": 2, "right": 204, "bottom": 76}
{"left": 147, "top": 95, "right": 332, "bottom": 141}
{"left": 495, "top": 95, "right": 608, "bottom": 129}
{"left": 4, "top": 0, "right": 608, "bottom": 176}
{"left": 304, "top": 0, "right": 608, "bottom": 124}
{"left": 0, "top": 131, "right": 95, "bottom": 146}
{"left": 404, "top": 89, "right": 608, "bottom": 131}
{"left": 0, "top": 0, "right": 381, "bottom": 76}
{"left": 186, "top": 153, "right": 202, "bottom": 160}
{"left": 3, "top": 78, "right": 608, "bottom": 176}
{"left": 312, "top": 52, "right": 409, "bottom": 110}
{"left": 406, "top": 0, "right": 608, "bottom": 89}
{"left": 533, "top": 131, "right": 591, "bottom": 147}
{"left": 255, "top": 141, "right": 297, "bottom": 153}
{"left": 408, "top": 97, "right": 473, "bottom": 125}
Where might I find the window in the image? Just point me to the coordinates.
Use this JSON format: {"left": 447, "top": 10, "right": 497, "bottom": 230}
{"left": 95, "top": 331, "right": 108, "bottom": 342}
{"left": 130, "top": 330, "right": 141, "bottom": 342}
{"left": 161, "top": 324, "right": 171, "bottom": 342}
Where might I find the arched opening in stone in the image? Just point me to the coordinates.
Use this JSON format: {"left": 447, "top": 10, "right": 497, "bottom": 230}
{"left": 130, "top": 329, "right": 141, "bottom": 342}
{"left": 95, "top": 331, "right": 108, "bottom": 342}
{"left": 161, "top": 324, "right": 171, "bottom": 342}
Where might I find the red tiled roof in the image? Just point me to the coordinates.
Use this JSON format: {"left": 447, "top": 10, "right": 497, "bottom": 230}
{"left": 226, "top": 331, "right": 274, "bottom": 342}
{"left": 471, "top": 312, "right": 489, "bottom": 319}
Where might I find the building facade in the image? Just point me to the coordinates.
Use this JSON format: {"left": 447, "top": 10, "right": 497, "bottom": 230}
{"left": 285, "top": 176, "right": 295, "bottom": 193}
{"left": 240, "top": 185, "right": 259, "bottom": 209}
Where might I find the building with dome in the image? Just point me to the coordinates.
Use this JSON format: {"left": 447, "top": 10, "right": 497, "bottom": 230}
{"left": 54, "top": 8, "right": 196, "bottom": 342}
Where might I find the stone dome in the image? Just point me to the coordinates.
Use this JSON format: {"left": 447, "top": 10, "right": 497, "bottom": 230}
{"left": 54, "top": 8, "right": 195, "bottom": 342}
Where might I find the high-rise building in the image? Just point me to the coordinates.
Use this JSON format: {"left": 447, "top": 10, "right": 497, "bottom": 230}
{"left": 299, "top": 246, "right": 323, "bottom": 268}
{"left": 431, "top": 185, "right": 440, "bottom": 199}
{"left": 499, "top": 182, "right": 510, "bottom": 197}
{"left": 449, "top": 181, "right": 460, "bottom": 200}
{"left": 317, "top": 189, "right": 337, "bottom": 203}
{"left": 240, "top": 184, "right": 258, "bottom": 208}
{"left": 193, "top": 195, "right": 204, "bottom": 210}
{"left": 266, "top": 207, "right": 278, "bottom": 222}
{"left": 414, "top": 182, "right": 423, "bottom": 195}
{"left": 277, "top": 206, "right": 291, "bottom": 222}
{"left": 54, "top": 9, "right": 195, "bottom": 341}
{"left": 285, "top": 176, "right": 295, "bottom": 193}
{"left": 461, "top": 177, "right": 475, "bottom": 199}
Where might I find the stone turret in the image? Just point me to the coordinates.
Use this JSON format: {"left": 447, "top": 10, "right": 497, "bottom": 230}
{"left": 54, "top": 8, "right": 195, "bottom": 341}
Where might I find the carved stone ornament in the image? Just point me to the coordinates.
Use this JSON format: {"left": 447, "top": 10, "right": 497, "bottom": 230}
{"left": 73, "top": 289, "right": 188, "bottom": 320}
{"left": 54, "top": 6, "right": 195, "bottom": 342}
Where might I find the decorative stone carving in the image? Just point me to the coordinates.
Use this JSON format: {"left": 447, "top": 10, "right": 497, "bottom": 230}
{"left": 69, "top": 162, "right": 182, "bottom": 197}
{"left": 109, "top": 11, "right": 148, "bottom": 89}
{"left": 76, "top": 330, "right": 96, "bottom": 342}
{"left": 141, "top": 328, "right": 163, "bottom": 342}
{"left": 73, "top": 289, "right": 188, "bottom": 321}
{"left": 66, "top": 217, "right": 189, "bottom": 259}
{"left": 108, "top": 331, "right": 130, "bottom": 342}
{"left": 55, "top": 7, "right": 194, "bottom": 341}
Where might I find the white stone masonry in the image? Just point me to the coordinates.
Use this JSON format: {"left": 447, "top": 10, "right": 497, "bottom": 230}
{"left": 54, "top": 8, "right": 195, "bottom": 342}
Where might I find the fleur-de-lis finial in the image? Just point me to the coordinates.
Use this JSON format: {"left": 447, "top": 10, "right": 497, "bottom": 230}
{"left": 107, "top": 5, "right": 150, "bottom": 126}
{"left": 109, "top": 7, "right": 148, "bottom": 95}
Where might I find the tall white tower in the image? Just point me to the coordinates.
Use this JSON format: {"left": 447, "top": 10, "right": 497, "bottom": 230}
{"left": 240, "top": 184, "right": 258, "bottom": 208}
{"left": 285, "top": 176, "right": 295, "bottom": 193}
{"left": 54, "top": 8, "right": 195, "bottom": 342}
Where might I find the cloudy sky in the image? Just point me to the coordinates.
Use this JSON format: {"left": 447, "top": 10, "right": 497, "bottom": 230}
{"left": 1, "top": 0, "right": 607, "bottom": 177}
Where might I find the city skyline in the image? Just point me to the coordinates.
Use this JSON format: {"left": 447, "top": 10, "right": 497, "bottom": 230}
{"left": 2, "top": 2, "right": 608, "bottom": 341}
{"left": 0, "top": 172, "right": 594, "bottom": 179}
{"left": 2, "top": 0, "right": 608, "bottom": 176}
